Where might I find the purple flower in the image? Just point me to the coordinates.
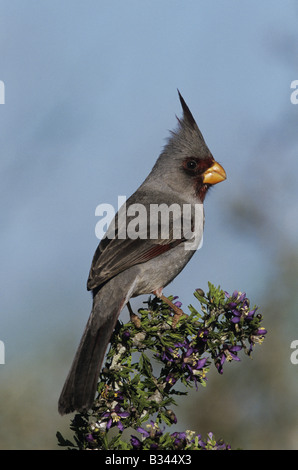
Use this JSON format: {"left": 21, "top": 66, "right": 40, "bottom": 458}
{"left": 136, "top": 426, "right": 150, "bottom": 438}
{"left": 160, "top": 346, "right": 181, "bottom": 363}
{"left": 248, "top": 327, "right": 267, "bottom": 354}
{"left": 102, "top": 404, "right": 130, "bottom": 431}
{"left": 130, "top": 421, "right": 164, "bottom": 449}
{"left": 197, "top": 328, "right": 209, "bottom": 344}
{"left": 205, "top": 432, "right": 231, "bottom": 450}
{"left": 172, "top": 296, "right": 182, "bottom": 308}
{"left": 130, "top": 435, "right": 142, "bottom": 449}
{"left": 122, "top": 330, "right": 131, "bottom": 341}
{"left": 225, "top": 290, "right": 257, "bottom": 324}
{"left": 182, "top": 349, "right": 207, "bottom": 387}
{"left": 160, "top": 339, "right": 207, "bottom": 388}
{"left": 197, "top": 434, "right": 207, "bottom": 449}
{"left": 170, "top": 432, "right": 187, "bottom": 449}
{"left": 216, "top": 344, "right": 242, "bottom": 374}
{"left": 136, "top": 421, "right": 163, "bottom": 439}
{"left": 113, "top": 390, "right": 124, "bottom": 403}
{"left": 225, "top": 290, "right": 246, "bottom": 306}
{"left": 230, "top": 307, "right": 257, "bottom": 324}
{"left": 166, "top": 338, "right": 208, "bottom": 387}
{"left": 165, "top": 373, "right": 177, "bottom": 387}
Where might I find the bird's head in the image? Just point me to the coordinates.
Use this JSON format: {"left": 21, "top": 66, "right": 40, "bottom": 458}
{"left": 149, "top": 90, "right": 226, "bottom": 202}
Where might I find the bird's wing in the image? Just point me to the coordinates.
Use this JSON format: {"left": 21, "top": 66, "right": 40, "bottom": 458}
{"left": 87, "top": 190, "right": 194, "bottom": 290}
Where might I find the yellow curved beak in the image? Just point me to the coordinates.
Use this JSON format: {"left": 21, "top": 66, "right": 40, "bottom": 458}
{"left": 202, "top": 161, "right": 226, "bottom": 185}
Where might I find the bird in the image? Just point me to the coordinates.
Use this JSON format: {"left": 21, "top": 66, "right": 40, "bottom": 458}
{"left": 58, "top": 90, "right": 226, "bottom": 415}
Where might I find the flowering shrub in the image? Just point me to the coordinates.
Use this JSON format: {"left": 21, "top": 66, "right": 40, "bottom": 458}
{"left": 57, "top": 283, "right": 266, "bottom": 450}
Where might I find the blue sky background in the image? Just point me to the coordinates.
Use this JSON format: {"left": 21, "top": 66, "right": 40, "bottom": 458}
{"left": 0, "top": 0, "right": 297, "bottom": 449}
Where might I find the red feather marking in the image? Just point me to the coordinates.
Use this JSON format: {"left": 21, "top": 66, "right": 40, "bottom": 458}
{"left": 136, "top": 243, "right": 173, "bottom": 263}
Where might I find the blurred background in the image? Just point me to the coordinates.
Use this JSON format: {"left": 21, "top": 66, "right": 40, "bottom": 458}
{"left": 0, "top": 0, "right": 297, "bottom": 450}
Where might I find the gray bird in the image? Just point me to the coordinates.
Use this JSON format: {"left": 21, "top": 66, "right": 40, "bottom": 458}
{"left": 58, "top": 91, "right": 226, "bottom": 415}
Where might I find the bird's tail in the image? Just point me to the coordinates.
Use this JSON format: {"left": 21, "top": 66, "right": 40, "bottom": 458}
{"left": 58, "top": 273, "right": 138, "bottom": 415}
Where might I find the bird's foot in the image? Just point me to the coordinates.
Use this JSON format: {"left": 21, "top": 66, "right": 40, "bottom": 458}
{"left": 156, "top": 292, "right": 188, "bottom": 328}
{"left": 127, "top": 301, "right": 141, "bottom": 328}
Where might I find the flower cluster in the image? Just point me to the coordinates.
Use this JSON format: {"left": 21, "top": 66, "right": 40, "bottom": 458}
{"left": 248, "top": 326, "right": 268, "bottom": 354}
{"left": 225, "top": 290, "right": 257, "bottom": 324}
{"left": 130, "top": 422, "right": 230, "bottom": 450}
{"left": 131, "top": 421, "right": 163, "bottom": 450}
{"left": 101, "top": 404, "right": 130, "bottom": 432}
{"left": 78, "top": 388, "right": 131, "bottom": 447}
{"left": 159, "top": 336, "right": 208, "bottom": 390}
{"left": 171, "top": 430, "right": 231, "bottom": 451}
{"left": 57, "top": 283, "right": 266, "bottom": 451}
{"left": 215, "top": 344, "right": 241, "bottom": 374}
{"left": 211, "top": 290, "right": 267, "bottom": 373}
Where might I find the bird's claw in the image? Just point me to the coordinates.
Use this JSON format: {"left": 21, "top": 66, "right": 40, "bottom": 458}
{"left": 157, "top": 293, "right": 187, "bottom": 328}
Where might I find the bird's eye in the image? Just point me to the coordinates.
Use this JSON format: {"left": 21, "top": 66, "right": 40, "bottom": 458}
{"left": 186, "top": 160, "right": 197, "bottom": 170}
